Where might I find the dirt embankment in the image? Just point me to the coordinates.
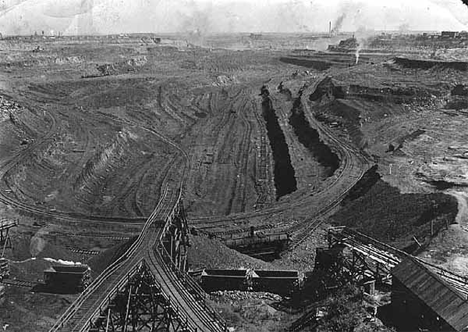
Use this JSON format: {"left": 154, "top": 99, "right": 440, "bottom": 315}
{"left": 88, "top": 237, "right": 137, "bottom": 277}
{"left": 279, "top": 57, "right": 332, "bottom": 71}
{"left": 308, "top": 77, "right": 366, "bottom": 148}
{"left": 446, "top": 84, "right": 468, "bottom": 110}
{"left": 331, "top": 166, "right": 458, "bottom": 252}
{"left": 346, "top": 84, "right": 437, "bottom": 104}
{"left": 394, "top": 57, "right": 468, "bottom": 71}
{"left": 0, "top": 95, "right": 50, "bottom": 162}
{"left": 308, "top": 76, "right": 442, "bottom": 149}
{"left": 187, "top": 234, "right": 274, "bottom": 271}
{"left": 289, "top": 88, "right": 339, "bottom": 177}
{"left": 279, "top": 53, "right": 371, "bottom": 71}
{"left": 260, "top": 86, "right": 297, "bottom": 199}
{"left": 309, "top": 77, "right": 346, "bottom": 102}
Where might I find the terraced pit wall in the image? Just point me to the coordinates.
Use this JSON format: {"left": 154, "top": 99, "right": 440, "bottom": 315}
{"left": 394, "top": 57, "right": 468, "bottom": 71}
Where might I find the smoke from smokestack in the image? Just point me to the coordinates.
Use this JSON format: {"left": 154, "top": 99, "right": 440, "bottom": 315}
{"left": 354, "top": 32, "right": 372, "bottom": 65}
{"left": 331, "top": 13, "right": 346, "bottom": 34}
{"left": 355, "top": 43, "right": 361, "bottom": 64}
{"left": 1, "top": 0, "right": 468, "bottom": 36}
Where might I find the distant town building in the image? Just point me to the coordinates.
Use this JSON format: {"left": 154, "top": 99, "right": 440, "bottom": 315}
{"left": 441, "top": 31, "right": 458, "bottom": 39}
{"left": 249, "top": 33, "right": 262, "bottom": 40}
{"left": 459, "top": 31, "right": 468, "bottom": 39}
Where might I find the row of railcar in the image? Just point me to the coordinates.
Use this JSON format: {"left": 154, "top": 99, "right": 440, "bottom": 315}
{"left": 200, "top": 269, "right": 300, "bottom": 296}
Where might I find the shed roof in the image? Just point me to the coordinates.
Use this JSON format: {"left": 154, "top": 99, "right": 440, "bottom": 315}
{"left": 252, "top": 270, "right": 299, "bottom": 278}
{"left": 202, "top": 269, "right": 247, "bottom": 277}
{"left": 45, "top": 265, "right": 89, "bottom": 274}
{"left": 392, "top": 258, "right": 468, "bottom": 332}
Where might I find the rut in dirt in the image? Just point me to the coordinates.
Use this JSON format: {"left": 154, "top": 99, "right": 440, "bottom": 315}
{"left": 260, "top": 86, "right": 297, "bottom": 200}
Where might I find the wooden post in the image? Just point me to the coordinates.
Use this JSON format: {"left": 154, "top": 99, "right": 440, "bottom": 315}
{"left": 413, "top": 236, "right": 422, "bottom": 248}
{"left": 123, "top": 285, "right": 133, "bottom": 332}
{"left": 105, "top": 308, "right": 111, "bottom": 332}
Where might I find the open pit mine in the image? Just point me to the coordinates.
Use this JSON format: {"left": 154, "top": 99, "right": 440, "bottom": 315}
{"left": 1, "top": 30, "right": 468, "bottom": 332}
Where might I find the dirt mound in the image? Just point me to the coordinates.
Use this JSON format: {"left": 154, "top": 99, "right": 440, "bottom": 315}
{"left": 280, "top": 57, "right": 332, "bottom": 71}
{"left": 308, "top": 75, "right": 441, "bottom": 150}
{"left": 209, "top": 292, "right": 294, "bottom": 332}
{"left": 289, "top": 92, "right": 339, "bottom": 176}
{"left": 187, "top": 234, "right": 274, "bottom": 271}
{"left": 445, "top": 84, "right": 468, "bottom": 110}
{"left": 309, "top": 76, "right": 346, "bottom": 102}
{"left": 347, "top": 84, "right": 437, "bottom": 104}
{"left": 315, "top": 99, "right": 365, "bottom": 147}
{"left": 331, "top": 177, "right": 458, "bottom": 252}
{"left": 0, "top": 95, "right": 48, "bottom": 162}
{"left": 342, "top": 165, "right": 381, "bottom": 204}
{"left": 451, "top": 84, "right": 468, "bottom": 96}
{"left": 280, "top": 53, "right": 370, "bottom": 71}
{"left": 90, "top": 56, "right": 148, "bottom": 77}
{"left": 310, "top": 77, "right": 439, "bottom": 106}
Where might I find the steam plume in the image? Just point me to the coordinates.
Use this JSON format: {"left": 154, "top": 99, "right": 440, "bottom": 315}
{"left": 355, "top": 42, "right": 361, "bottom": 64}
{"left": 332, "top": 14, "right": 346, "bottom": 34}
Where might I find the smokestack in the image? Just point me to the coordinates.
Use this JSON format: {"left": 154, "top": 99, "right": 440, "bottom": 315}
{"left": 329, "top": 21, "right": 332, "bottom": 35}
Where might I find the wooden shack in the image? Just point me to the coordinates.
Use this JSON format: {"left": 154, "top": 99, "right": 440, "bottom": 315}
{"left": 391, "top": 258, "right": 468, "bottom": 332}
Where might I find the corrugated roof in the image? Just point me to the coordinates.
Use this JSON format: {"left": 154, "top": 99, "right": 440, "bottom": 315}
{"left": 392, "top": 258, "right": 468, "bottom": 332}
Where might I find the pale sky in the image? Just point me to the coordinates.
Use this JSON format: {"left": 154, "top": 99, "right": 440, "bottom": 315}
{"left": 0, "top": 0, "right": 467, "bottom": 35}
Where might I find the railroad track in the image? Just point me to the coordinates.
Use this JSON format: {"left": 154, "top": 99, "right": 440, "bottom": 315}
{"left": 333, "top": 227, "right": 468, "bottom": 297}
{"left": 2, "top": 98, "right": 224, "bottom": 331}
{"left": 196, "top": 77, "right": 369, "bottom": 247}
{"left": 67, "top": 248, "right": 101, "bottom": 256}
{"left": 49, "top": 186, "right": 172, "bottom": 331}
{"left": 193, "top": 151, "right": 365, "bottom": 229}
{"left": 5, "top": 76, "right": 368, "bottom": 331}
{"left": 250, "top": 95, "right": 271, "bottom": 209}
{"left": 51, "top": 181, "right": 226, "bottom": 331}
{"left": 48, "top": 104, "right": 230, "bottom": 331}
{"left": 288, "top": 105, "right": 369, "bottom": 249}
{"left": 226, "top": 90, "right": 253, "bottom": 213}
{"left": 48, "top": 232, "right": 133, "bottom": 241}
{"left": 0, "top": 110, "right": 147, "bottom": 226}
{"left": 2, "top": 279, "right": 38, "bottom": 288}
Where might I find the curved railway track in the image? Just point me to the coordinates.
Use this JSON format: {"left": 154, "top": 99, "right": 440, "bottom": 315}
{"left": 0, "top": 98, "right": 225, "bottom": 330}
{"left": 195, "top": 78, "right": 370, "bottom": 243}
{"left": 50, "top": 180, "right": 226, "bottom": 331}
{"left": 251, "top": 98, "right": 271, "bottom": 209}
{"left": 47, "top": 104, "right": 229, "bottom": 331}
{"left": 0, "top": 110, "right": 147, "bottom": 226}
{"left": 4, "top": 75, "right": 371, "bottom": 332}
